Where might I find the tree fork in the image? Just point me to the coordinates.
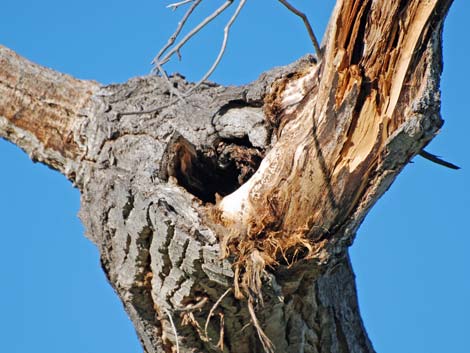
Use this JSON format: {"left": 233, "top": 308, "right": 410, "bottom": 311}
{"left": 0, "top": 0, "right": 454, "bottom": 352}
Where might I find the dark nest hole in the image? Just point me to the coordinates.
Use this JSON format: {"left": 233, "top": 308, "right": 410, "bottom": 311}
{"left": 162, "top": 134, "right": 264, "bottom": 204}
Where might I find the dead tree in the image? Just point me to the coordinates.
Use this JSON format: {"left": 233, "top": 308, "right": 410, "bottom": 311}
{"left": 0, "top": 0, "right": 455, "bottom": 352}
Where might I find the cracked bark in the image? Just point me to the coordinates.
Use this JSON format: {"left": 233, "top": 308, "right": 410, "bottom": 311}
{"left": 0, "top": 0, "right": 454, "bottom": 352}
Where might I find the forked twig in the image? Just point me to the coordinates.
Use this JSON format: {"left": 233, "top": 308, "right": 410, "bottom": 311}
{"left": 278, "top": 0, "right": 322, "bottom": 59}
{"left": 204, "top": 288, "right": 232, "bottom": 340}
{"left": 122, "top": 0, "right": 322, "bottom": 117}
{"left": 153, "top": 0, "right": 203, "bottom": 65}
{"left": 248, "top": 298, "right": 275, "bottom": 353}
{"left": 154, "top": 0, "right": 234, "bottom": 70}
{"left": 185, "top": 0, "right": 247, "bottom": 96}
{"left": 150, "top": 0, "right": 244, "bottom": 106}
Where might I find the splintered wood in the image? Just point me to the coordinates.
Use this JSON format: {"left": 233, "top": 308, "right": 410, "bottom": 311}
{"left": 0, "top": 0, "right": 454, "bottom": 352}
{"left": 217, "top": 0, "right": 448, "bottom": 289}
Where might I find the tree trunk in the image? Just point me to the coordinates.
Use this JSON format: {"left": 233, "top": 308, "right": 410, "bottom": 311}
{"left": 0, "top": 0, "right": 453, "bottom": 352}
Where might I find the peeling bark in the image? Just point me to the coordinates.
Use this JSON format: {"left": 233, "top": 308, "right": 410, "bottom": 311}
{"left": 0, "top": 0, "right": 454, "bottom": 352}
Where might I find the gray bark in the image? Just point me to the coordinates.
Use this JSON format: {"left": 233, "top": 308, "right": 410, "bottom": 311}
{"left": 0, "top": 0, "right": 454, "bottom": 352}
{"left": 74, "top": 61, "right": 374, "bottom": 353}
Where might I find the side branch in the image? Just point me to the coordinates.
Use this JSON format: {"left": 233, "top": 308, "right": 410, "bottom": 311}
{"left": 0, "top": 45, "right": 100, "bottom": 176}
{"left": 278, "top": 0, "right": 322, "bottom": 58}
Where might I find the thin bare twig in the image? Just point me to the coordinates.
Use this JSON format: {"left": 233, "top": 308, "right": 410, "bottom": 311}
{"left": 153, "top": 0, "right": 246, "bottom": 101}
{"left": 247, "top": 299, "right": 275, "bottom": 353}
{"left": 154, "top": 0, "right": 203, "bottom": 65}
{"left": 154, "top": 0, "right": 234, "bottom": 70}
{"left": 278, "top": 0, "right": 322, "bottom": 59}
{"left": 176, "top": 296, "right": 209, "bottom": 312}
{"left": 216, "top": 313, "right": 225, "bottom": 351}
{"left": 124, "top": 0, "right": 320, "bottom": 117}
{"left": 419, "top": 150, "right": 460, "bottom": 169}
{"left": 167, "top": 0, "right": 194, "bottom": 10}
{"left": 204, "top": 288, "right": 232, "bottom": 340}
{"left": 185, "top": 0, "right": 247, "bottom": 97}
{"left": 164, "top": 309, "right": 180, "bottom": 353}
{"left": 118, "top": 102, "right": 171, "bottom": 117}
{"left": 239, "top": 322, "right": 251, "bottom": 333}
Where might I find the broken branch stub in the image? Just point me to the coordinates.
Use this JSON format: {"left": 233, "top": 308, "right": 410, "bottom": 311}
{"left": 0, "top": 45, "right": 100, "bottom": 179}
{"left": 216, "top": 0, "right": 453, "bottom": 295}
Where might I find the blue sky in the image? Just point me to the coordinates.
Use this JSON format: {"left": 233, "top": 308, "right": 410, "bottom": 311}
{"left": 0, "top": 1, "right": 468, "bottom": 353}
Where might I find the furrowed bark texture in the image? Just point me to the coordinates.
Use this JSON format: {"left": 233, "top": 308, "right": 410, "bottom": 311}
{"left": 0, "top": 0, "right": 453, "bottom": 352}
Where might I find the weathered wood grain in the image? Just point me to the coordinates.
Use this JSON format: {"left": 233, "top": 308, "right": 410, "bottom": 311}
{"left": 0, "top": 0, "right": 453, "bottom": 352}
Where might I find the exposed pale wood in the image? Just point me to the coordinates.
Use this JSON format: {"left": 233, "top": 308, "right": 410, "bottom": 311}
{"left": 0, "top": 0, "right": 454, "bottom": 352}
{"left": 218, "top": 0, "right": 452, "bottom": 295}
